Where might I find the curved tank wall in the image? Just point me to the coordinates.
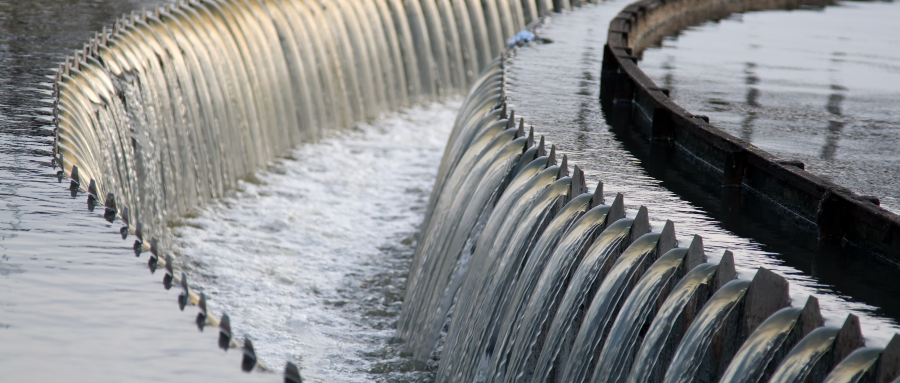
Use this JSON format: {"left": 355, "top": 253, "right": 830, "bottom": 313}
{"left": 49, "top": 0, "right": 553, "bottom": 377}
{"left": 599, "top": 0, "right": 900, "bottom": 262}
{"left": 43, "top": 0, "right": 900, "bottom": 380}
{"left": 397, "top": 2, "right": 900, "bottom": 383}
{"left": 636, "top": 2, "right": 900, "bottom": 214}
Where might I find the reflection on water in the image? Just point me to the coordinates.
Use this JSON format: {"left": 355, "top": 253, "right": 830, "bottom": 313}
{"left": 741, "top": 62, "right": 759, "bottom": 141}
{"left": 504, "top": 1, "right": 899, "bottom": 348}
{"left": 0, "top": 0, "right": 454, "bottom": 380}
{"left": 639, "top": 1, "right": 900, "bottom": 212}
{"left": 3, "top": 0, "right": 900, "bottom": 381}
{"left": 821, "top": 83, "right": 846, "bottom": 161}
{"left": 0, "top": 1, "right": 285, "bottom": 380}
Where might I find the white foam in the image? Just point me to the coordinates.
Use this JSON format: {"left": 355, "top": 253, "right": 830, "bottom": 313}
{"left": 171, "top": 100, "right": 459, "bottom": 382}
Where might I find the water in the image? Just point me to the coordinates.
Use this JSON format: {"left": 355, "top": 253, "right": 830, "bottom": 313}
{"left": 624, "top": 262, "right": 722, "bottom": 383}
{"left": 485, "top": 192, "right": 600, "bottom": 383}
{"left": 491, "top": 200, "right": 624, "bottom": 383}
{"left": 0, "top": 1, "right": 282, "bottom": 380}
{"left": 718, "top": 306, "right": 808, "bottom": 383}
{"left": 769, "top": 326, "right": 844, "bottom": 383}
{"left": 767, "top": 315, "right": 866, "bottom": 383}
{"left": 398, "top": 115, "right": 520, "bottom": 359}
{"left": 503, "top": 1, "right": 900, "bottom": 341}
{"left": 439, "top": 169, "right": 574, "bottom": 382}
{"left": 4, "top": 0, "right": 900, "bottom": 381}
{"left": 591, "top": 245, "right": 706, "bottom": 383}
{"left": 822, "top": 347, "right": 883, "bottom": 382}
{"left": 1, "top": 32, "right": 459, "bottom": 379}
{"left": 554, "top": 228, "right": 676, "bottom": 383}
{"left": 661, "top": 279, "right": 751, "bottom": 383}
{"left": 637, "top": 1, "right": 900, "bottom": 214}
{"left": 504, "top": 213, "right": 635, "bottom": 383}
{"left": 28, "top": 0, "right": 536, "bottom": 379}
{"left": 169, "top": 102, "right": 458, "bottom": 381}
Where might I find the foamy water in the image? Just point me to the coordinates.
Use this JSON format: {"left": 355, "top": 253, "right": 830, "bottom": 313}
{"left": 168, "top": 101, "right": 458, "bottom": 382}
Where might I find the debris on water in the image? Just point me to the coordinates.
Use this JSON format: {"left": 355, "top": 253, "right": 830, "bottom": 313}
{"left": 506, "top": 30, "right": 553, "bottom": 48}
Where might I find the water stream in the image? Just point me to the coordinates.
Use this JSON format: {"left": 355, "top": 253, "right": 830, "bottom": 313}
{"left": 503, "top": 1, "right": 900, "bottom": 337}
{"left": 169, "top": 102, "right": 458, "bottom": 381}
{"left": 3, "top": 0, "right": 900, "bottom": 381}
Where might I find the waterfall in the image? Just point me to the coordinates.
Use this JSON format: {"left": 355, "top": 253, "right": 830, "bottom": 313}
{"left": 51, "top": 0, "right": 900, "bottom": 380}
{"left": 591, "top": 241, "right": 706, "bottom": 383}
{"left": 53, "top": 0, "right": 553, "bottom": 247}
{"left": 52, "top": 0, "right": 551, "bottom": 376}
{"left": 401, "top": 31, "right": 900, "bottom": 383}
{"left": 552, "top": 223, "right": 678, "bottom": 383}
{"left": 501, "top": 205, "right": 635, "bottom": 383}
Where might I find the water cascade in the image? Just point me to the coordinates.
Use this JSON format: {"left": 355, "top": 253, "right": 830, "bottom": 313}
{"left": 54, "top": 0, "right": 546, "bottom": 238}
{"left": 590, "top": 239, "right": 705, "bottom": 383}
{"left": 717, "top": 297, "right": 824, "bottom": 383}
{"left": 52, "top": 0, "right": 555, "bottom": 376}
{"left": 624, "top": 254, "right": 735, "bottom": 383}
{"left": 489, "top": 193, "right": 627, "bottom": 382}
{"left": 397, "top": 27, "right": 900, "bottom": 383}
{"left": 49, "top": 0, "right": 900, "bottom": 380}
{"left": 768, "top": 317, "right": 865, "bottom": 383}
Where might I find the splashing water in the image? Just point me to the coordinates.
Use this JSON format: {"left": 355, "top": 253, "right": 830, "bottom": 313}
{"left": 168, "top": 102, "right": 457, "bottom": 382}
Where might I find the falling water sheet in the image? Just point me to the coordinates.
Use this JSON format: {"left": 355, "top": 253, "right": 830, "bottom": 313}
{"left": 503, "top": 1, "right": 900, "bottom": 343}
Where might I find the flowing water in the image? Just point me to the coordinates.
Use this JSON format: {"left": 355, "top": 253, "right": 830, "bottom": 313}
{"left": 405, "top": 3, "right": 900, "bottom": 383}
{"left": 489, "top": 201, "right": 625, "bottom": 383}
{"left": 0, "top": 1, "right": 281, "bottom": 381}
{"left": 717, "top": 306, "right": 808, "bottom": 383}
{"left": 768, "top": 325, "right": 848, "bottom": 382}
{"left": 555, "top": 229, "right": 675, "bottom": 383}
{"left": 591, "top": 245, "right": 705, "bottom": 383}
{"left": 167, "top": 103, "right": 457, "bottom": 381}
{"left": 661, "top": 279, "right": 752, "bottom": 383}
{"left": 502, "top": 0, "right": 900, "bottom": 339}
{"left": 485, "top": 192, "right": 604, "bottom": 383}
{"left": 4, "top": 0, "right": 900, "bottom": 381}
{"left": 439, "top": 170, "right": 574, "bottom": 382}
{"left": 623, "top": 262, "right": 722, "bottom": 383}
{"left": 0, "top": 0, "right": 529, "bottom": 379}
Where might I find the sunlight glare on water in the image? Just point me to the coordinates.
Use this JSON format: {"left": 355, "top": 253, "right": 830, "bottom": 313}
{"left": 168, "top": 101, "right": 459, "bottom": 382}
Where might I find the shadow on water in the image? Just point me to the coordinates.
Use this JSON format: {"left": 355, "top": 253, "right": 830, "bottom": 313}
{"left": 600, "top": 100, "right": 900, "bottom": 321}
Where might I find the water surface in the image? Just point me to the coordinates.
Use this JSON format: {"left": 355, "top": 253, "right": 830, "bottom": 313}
{"left": 504, "top": 2, "right": 899, "bottom": 346}
{"left": 171, "top": 102, "right": 457, "bottom": 382}
{"left": 638, "top": 1, "right": 900, "bottom": 213}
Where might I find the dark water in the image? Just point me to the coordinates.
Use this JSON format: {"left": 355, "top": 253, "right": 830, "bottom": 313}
{"left": 638, "top": 0, "right": 900, "bottom": 213}
{"left": 504, "top": 1, "right": 899, "bottom": 346}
